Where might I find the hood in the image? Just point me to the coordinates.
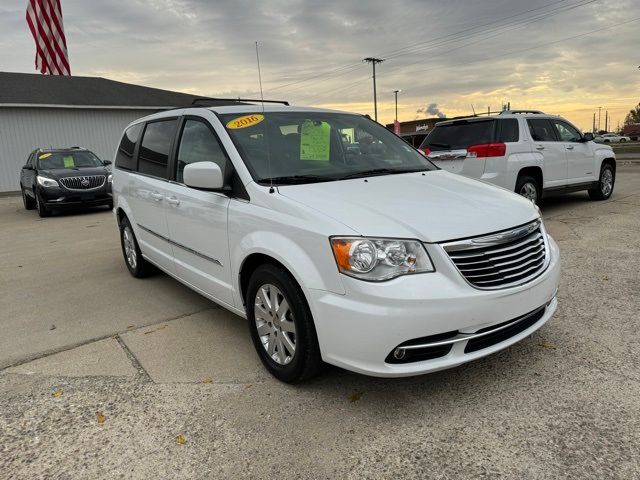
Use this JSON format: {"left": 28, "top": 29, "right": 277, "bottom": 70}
{"left": 41, "top": 167, "right": 109, "bottom": 179}
{"left": 278, "top": 171, "right": 539, "bottom": 243}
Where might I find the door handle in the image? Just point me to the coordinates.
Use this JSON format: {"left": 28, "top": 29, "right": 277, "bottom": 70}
{"left": 166, "top": 196, "right": 180, "bottom": 206}
{"left": 535, "top": 145, "right": 545, "bottom": 150}
{"left": 566, "top": 145, "right": 574, "bottom": 150}
{"left": 150, "top": 192, "right": 164, "bottom": 202}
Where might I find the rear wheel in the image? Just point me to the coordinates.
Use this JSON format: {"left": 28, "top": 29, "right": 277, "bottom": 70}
{"left": 247, "top": 264, "right": 323, "bottom": 383}
{"left": 515, "top": 175, "right": 541, "bottom": 204}
{"left": 35, "top": 190, "right": 51, "bottom": 217}
{"left": 119, "top": 217, "right": 154, "bottom": 277}
{"left": 588, "top": 163, "right": 615, "bottom": 200}
{"left": 22, "top": 187, "right": 35, "bottom": 210}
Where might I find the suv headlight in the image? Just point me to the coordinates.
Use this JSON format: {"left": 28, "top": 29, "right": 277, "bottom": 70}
{"left": 36, "top": 175, "right": 59, "bottom": 188}
{"left": 330, "top": 237, "right": 434, "bottom": 281}
{"left": 107, "top": 174, "right": 113, "bottom": 183}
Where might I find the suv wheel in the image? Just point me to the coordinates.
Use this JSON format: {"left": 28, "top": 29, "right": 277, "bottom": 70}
{"left": 119, "top": 217, "right": 154, "bottom": 277}
{"left": 588, "top": 164, "right": 615, "bottom": 201}
{"left": 620, "top": 138, "right": 626, "bottom": 143}
{"left": 515, "top": 175, "right": 540, "bottom": 204}
{"left": 22, "top": 187, "right": 35, "bottom": 210}
{"left": 35, "top": 190, "right": 51, "bottom": 217}
{"left": 246, "top": 264, "right": 323, "bottom": 383}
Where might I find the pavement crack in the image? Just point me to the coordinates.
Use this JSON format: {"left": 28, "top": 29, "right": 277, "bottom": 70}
{"left": 115, "top": 335, "right": 152, "bottom": 383}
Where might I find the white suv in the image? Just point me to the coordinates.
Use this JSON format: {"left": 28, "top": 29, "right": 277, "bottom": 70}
{"left": 419, "top": 110, "right": 616, "bottom": 203}
{"left": 112, "top": 103, "right": 560, "bottom": 382}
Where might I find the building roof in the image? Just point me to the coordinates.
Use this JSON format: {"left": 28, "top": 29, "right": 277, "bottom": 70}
{"left": 0, "top": 71, "right": 233, "bottom": 109}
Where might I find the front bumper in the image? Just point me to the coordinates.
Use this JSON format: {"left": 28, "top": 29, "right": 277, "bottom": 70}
{"left": 40, "top": 185, "right": 112, "bottom": 207}
{"left": 307, "top": 235, "right": 560, "bottom": 377}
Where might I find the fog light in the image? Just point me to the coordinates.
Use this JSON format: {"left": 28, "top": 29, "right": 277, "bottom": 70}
{"left": 393, "top": 348, "right": 406, "bottom": 360}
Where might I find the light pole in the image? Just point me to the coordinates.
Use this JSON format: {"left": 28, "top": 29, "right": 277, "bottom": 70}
{"left": 393, "top": 89, "right": 401, "bottom": 122}
{"left": 598, "top": 106, "right": 602, "bottom": 132}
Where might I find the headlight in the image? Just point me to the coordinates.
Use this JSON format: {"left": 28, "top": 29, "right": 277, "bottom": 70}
{"left": 36, "top": 175, "right": 59, "bottom": 188}
{"left": 331, "top": 237, "right": 434, "bottom": 281}
{"left": 107, "top": 174, "right": 113, "bottom": 183}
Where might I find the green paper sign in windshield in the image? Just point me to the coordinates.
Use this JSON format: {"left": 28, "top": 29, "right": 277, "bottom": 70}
{"left": 300, "top": 121, "right": 330, "bottom": 161}
{"left": 63, "top": 156, "right": 75, "bottom": 168}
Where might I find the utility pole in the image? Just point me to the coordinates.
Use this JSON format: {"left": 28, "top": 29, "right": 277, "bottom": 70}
{"left": 605, "top": 110, "right": 608, "bottom": 132}
{"left": 363, "top": 57, "right": 384, "bottom": 121}
{"left": 393, "top": 89, "right": 401, "bottom": 121}
{"left": 592, "top": 113, "right": 596, "bottom": 133}
{"left": 598, "top": 106, "right": 602, "bottom": 132}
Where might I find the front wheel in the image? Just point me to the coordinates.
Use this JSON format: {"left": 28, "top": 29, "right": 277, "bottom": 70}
{"left": 588, "top": 164, "right": 615, "bottom": 200}
{"left": 35, "top": 190, "right": 51, "bottom": 217}
{"left": 515, "top": 175, "right": 541, "bottom": 204}
{"left": 247, "top": 264, "right": 323, "bottom": 383}
{"left": 620, "top": 138, "right": 626, "bottom": 143}
{"left": 22, "top": 187, "right": 35, "bottom": 210}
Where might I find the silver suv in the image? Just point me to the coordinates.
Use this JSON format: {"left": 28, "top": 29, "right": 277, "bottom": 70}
{"left": 419, "top": 110, "right": 616, "bottom": 203}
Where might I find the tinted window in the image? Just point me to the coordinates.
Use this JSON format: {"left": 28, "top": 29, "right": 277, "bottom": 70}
{"left": 552, "top": 120, "right": 581, "bottom": 142}
{"left": 138, "top": 120, "right": 178, "bottom": 178}
{"left": 527, "top": 119, "right": 557, "bottom": 142}
{"left": 115, "top": 124, "right": 143, "bottom": 170}
{"left": 498, "top": 119, "right": 519, "bottom": 142}
{"left": 176, "top": 120, "right": 228, "bottom": 183}
{"left": 420, "top": 120, "right": 495, "bottom": 151}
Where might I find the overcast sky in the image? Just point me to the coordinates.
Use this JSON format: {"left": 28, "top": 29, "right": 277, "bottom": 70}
{"left": 1, "top": 0, "right": 639, "bottom": 130}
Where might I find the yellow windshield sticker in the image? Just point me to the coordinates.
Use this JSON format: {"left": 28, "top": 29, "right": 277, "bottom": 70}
{"left": 226, "top": 114, "right": 264, "bottom": 129}
{"left": 39, "top": 153, "right": 52, "bottom": 159}
{"left": 300, "top": 121, "right": 330, "bottom": 161}
{"left": 63, "top": 156, "right": 75, "bottom": 168}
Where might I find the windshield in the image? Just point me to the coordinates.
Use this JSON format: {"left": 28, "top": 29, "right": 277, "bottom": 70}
{"left": 220, "top": 112, "right": 435, "bottom": 184}
{"left": 38, "top": 151, "right": 103, "bottom": 170}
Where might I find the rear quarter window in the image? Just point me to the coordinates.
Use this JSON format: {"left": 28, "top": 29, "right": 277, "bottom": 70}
{"left": 498, "top": 119, "right": 519, "bottom": 142}
{"left": 420, "top": 120, "right": 495, "bottom": 151}
{"left": 115, "top": 124, "right": 143, "bottom": 171}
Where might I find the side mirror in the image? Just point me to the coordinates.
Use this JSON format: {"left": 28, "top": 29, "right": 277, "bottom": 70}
{"left": 183, "top": 161, "right": 224, "bottom": 191}
{"left": 582, "top": 132, "right": 594, "bottom": 142}
{"left": 102, "top": 159, "right": 112, "bottom": 166}
{"left": 22, "top": 164, "right": 34, "bottom": 170}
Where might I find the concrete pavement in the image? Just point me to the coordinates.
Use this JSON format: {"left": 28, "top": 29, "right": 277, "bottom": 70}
{"left": 1, "top": 166, "right": 639, "bottom": 479}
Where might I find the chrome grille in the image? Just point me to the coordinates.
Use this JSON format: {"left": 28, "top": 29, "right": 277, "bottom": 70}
{"left": 59, "top": 175, "right": 106, "bottom": 190}
{"left": 442, "top": 220, "right": 549, "bottom": 289}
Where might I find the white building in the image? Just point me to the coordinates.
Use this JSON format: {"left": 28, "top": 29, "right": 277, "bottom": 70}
{"left": 0, "top": 72, "right": 227, "bottom": 193}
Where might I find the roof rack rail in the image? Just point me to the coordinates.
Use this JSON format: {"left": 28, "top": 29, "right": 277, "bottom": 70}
{"left": 499, "top": 109, "right": 544, "bottom": 115}
{"left": 191, "top": 97, "right": 290, "bottom": 106}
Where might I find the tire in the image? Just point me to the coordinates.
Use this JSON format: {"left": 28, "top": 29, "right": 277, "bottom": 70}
{"left": 588, "top": 163, "right": 615, "bottom": 201}
{"left": 35, "top": 189, "right": 51, "bottom": 217}
{"left": 22, "top": 187, "right": 35, "bottom": 210}
{"left": 246, "top": 263, "right": 324, "bottom": 383}
{"left": 515, "top": 175, "right": 541, "bottom": 204}
{"left": 603, "top": 140, "right": 610, "bottom": 143}
{"left": 119, "top": 216, "right": 155, "bottom": 278}
{"left": 620, "top": 138, "right": 626, "bottom": 143}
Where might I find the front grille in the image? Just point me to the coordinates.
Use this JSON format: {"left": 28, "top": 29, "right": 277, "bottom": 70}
{"left": 60, "top": 175, "right": 106, "bottom": 190}
{"left": 442, "top": 220, "right": 548, "bottom": 289}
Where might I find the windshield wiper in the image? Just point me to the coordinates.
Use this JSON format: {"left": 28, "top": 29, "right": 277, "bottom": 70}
{"left": 259, "top": 174, "right": 335, "bottom": 185}
{"left": 337, "top": 168, "right": 428, "bottom": 180}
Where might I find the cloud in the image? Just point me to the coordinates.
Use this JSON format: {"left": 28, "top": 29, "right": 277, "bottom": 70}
{"left": 417, "top": 103, "right": 446, "bottom": 118}
{"left": 0, "top": 0, "right": 638, "bottom": 129}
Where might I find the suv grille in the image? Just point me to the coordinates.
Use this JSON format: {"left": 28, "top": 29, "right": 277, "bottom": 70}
{"left": 60, "top": 175, "right": 106, "bottom": 190}
{"left": 442, "top": 220, "right": 548, "bottom": 289}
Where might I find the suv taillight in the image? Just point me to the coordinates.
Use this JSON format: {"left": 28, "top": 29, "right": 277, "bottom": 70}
{"left": 421, "top": 148, "right": 431, "bottom": 155}
{"left": 467, "top": 143, "right": 506, "bottom": 158}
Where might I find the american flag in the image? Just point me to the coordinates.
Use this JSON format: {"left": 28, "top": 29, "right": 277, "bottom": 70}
{"left": 26, "top": 0, "right": 71, "bottom": 75}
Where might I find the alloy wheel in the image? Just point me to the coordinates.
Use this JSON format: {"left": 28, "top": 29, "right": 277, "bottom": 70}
{"left": 123, "top": 226, "right": 137, "bottom": 269}
{"left": 519, "top": 182, "right": 538, "bottom": 202}
{"left": 601, "top": 168, "right": 613, "bottom": 196}
{"left": 254, "top": 283, "right": 296, "bottom": 365}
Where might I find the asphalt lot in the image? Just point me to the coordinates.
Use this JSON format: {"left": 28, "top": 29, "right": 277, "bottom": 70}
{"left": 1, "top": 166, "right": 639, "bottom": 479}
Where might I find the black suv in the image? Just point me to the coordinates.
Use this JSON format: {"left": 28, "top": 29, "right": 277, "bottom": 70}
{"left": 19, "top": 147, "right": 113, "bottom": 217}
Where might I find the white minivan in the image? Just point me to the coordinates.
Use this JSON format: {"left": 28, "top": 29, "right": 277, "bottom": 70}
{"left": 112, "top": 102, "right": 560, "bottom": 382}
